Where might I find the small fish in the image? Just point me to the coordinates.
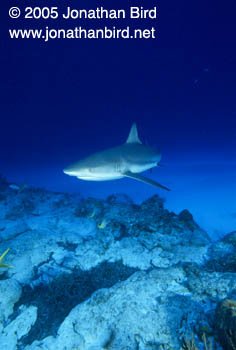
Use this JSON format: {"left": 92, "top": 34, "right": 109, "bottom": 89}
{"left": 97, "top": 219, "right": 107, "bottom": 229}
{"left": 88, "top": 209, "right": 96, "bottom": 219}
{"left": 9, "top": 183, "right": 27, "bottom": 192}
{"left": 0, "top": 248, "right": 13, "bottom": 269}
{"left": 9, "top": 184, "right": 20, "bottom": 191}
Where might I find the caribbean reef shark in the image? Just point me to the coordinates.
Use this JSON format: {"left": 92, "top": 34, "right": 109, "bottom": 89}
{"left": 63, "top": 123, "right": 170, "bottom": 191}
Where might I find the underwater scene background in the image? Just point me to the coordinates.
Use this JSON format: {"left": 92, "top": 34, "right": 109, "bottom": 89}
{"left": 2, "top": 0, "right": 236, "bottom": 237}
{"left": 1, "top": 0, "right": 236, "bottom": 349}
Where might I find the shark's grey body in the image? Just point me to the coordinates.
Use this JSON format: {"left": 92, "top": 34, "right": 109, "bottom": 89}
{"left": 63, "top": 123, "right": 170, "bottom": 191}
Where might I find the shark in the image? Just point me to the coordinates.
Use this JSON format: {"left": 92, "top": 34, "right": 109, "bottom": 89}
{"left": 63, "top": 123, "right": 170, "bottom": 191}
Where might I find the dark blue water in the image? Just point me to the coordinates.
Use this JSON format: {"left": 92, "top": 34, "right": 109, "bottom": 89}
{"left": 1, "top": 0, "right": 236, "bottom": 237}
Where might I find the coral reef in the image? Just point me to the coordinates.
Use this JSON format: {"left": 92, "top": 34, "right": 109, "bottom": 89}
{"left": 214, "top": 298, "right": 236, "bottom": 350}
{"left": 0, "top": 176, "right": 235, "bottom": 350}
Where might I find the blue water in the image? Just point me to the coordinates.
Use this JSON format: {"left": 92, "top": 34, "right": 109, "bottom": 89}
{"left": 1, "top": 0, "right": 236, "bottom": 238}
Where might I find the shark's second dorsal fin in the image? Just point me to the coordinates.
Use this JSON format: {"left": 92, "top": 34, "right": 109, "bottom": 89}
{"left": 126, "top": 123, "right": 142, "bottom": 144}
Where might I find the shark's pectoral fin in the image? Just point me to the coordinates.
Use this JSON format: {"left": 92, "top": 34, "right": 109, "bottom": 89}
{"left": 123, "top": 171, "right": 171, "bottom": 191}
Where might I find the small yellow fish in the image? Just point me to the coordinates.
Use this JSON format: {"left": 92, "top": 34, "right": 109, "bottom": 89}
{"left": 97, "top": 219, "right": 107, "bottom": 229}
{"left": 88, "top": 210, "right": 96, "bottom": 219}
{"left": 0, "top": 249, "right": 13, "bottom": 268}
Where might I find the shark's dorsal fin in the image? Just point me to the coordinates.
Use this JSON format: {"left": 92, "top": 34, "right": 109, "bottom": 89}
{"left": 126, "top": 123, "right": 142, "bottom": 144}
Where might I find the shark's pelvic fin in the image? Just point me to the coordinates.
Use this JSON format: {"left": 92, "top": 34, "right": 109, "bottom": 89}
{"left": 124, "top": 171, "right": 171, "bottom": 191}
{"left": 126, "top": 123, "right": 142, "bottom": 144}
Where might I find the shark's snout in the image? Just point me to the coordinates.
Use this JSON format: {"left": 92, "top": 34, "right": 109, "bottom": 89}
{"left": 63, "top": 163, "right": 91, "bottom": 178}
{"left": 63, "top": 167, "right": 77, "bottom": 176}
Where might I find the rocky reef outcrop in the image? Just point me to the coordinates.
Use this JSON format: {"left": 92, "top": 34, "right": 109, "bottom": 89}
{"left": 0, "top": 175, "right": 235, "bottom": 350}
